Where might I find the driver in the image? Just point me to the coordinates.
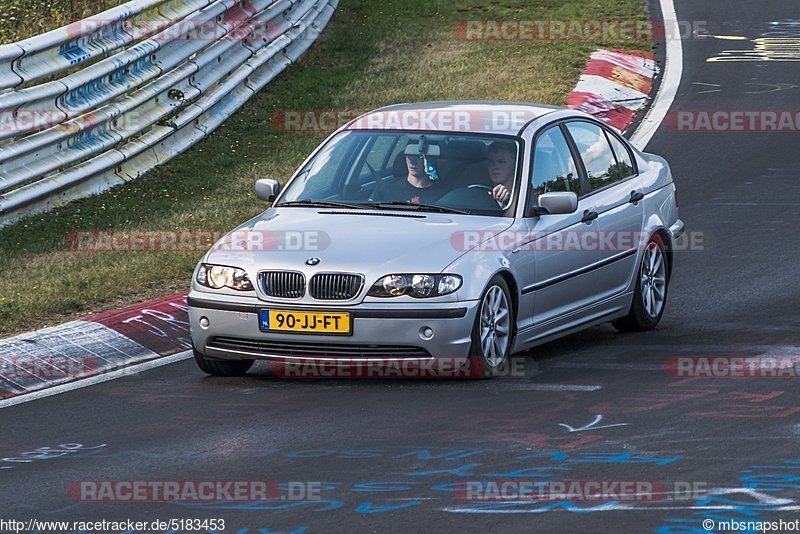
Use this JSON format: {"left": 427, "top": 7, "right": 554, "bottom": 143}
{"left": 486, "top": 141, "right": 517, "bottom": 205}
{"left": 380, "top": 145, "right": 446, "bottom": 204}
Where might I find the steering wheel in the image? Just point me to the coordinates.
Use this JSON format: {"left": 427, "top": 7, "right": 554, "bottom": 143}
{"left": 467, "top": 183, "right": 512, "bottom": 210}
{"left": 467, "top": 184, "right": 493, "bottom": 192}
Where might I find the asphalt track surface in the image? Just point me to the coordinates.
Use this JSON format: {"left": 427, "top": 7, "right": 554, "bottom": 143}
{"left": 3, "top": 1, "right": 800, "bottom": 532}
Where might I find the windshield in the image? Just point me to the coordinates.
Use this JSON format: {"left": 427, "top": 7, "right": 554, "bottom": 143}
{"left": 277, "top": 131, "right": 522, "bottom": 216}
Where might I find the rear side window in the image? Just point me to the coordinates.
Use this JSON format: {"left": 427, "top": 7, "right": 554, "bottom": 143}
{"left": 565, "top": 121, "right": 620, "bottom": 191}
{"left": 531, "top": 126, "right": 583, "bottom": 200}
{"left": 606, "top": 132, "right": 637, "bottom": 180}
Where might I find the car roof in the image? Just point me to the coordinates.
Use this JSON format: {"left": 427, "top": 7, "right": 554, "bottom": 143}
{"left": 345, "top": 101, "right": 564, "bottom": 136}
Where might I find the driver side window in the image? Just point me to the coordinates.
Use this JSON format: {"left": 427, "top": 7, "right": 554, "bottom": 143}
{"left": 343, "top": 135, "right": 409, "bottom": 200}
{"left": 531, "top": 126, "right": 582, "bottom": 204}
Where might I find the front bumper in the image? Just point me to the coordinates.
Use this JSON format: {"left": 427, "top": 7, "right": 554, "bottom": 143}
{"left": 188, "top": 291, "right": 480, "bottom": 364}
{"left": 669, "top": 218, "right": 685, "bottom": 240}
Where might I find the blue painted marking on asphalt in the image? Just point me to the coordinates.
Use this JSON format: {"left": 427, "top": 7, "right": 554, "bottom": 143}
{"left": 355, "top": 501, "right": 423, "bottom": 513}
{"left": 407, "top": 463, "right": 482, "bottom": 477}
{"left": 176, "top": 499, "right": 346, "bottom": 511}
{"left": 352, "top": 482, "right": 418, "bottom": 492}
{"left": 481, "top": 466, "right": 569, "bottom": 478}
{"left": 393, "top": 449, "right": 482, "bottom": 461}
{"left": 658, "top": 459, "right": 800, "bottom": 532}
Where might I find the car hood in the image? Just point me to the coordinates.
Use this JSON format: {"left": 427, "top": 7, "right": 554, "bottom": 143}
{"left": 205, "top": 208, "right": 513, "bottom": 277}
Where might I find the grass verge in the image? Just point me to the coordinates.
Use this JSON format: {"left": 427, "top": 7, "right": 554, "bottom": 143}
{"left": 1, "top": 0, "right": 123, "bottom": 42}
{"left": 0, "top": 0, "right": 649, "bottom": 337}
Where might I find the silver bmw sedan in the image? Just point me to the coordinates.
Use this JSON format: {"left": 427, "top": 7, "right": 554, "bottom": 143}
{"left": 188, "top": 102, "right": 684, "bottom": 378}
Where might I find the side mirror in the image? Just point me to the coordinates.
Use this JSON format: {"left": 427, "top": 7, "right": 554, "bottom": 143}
{"left": 537, "top": 191, "right": 578, "bottom": 215}
{"left": 255, "top": 179, "right": 281, "bottom": 202}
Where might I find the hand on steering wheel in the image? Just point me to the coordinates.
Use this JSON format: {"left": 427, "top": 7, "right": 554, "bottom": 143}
{"left": 491, "top": 184, "right": 510, "bottom": 204}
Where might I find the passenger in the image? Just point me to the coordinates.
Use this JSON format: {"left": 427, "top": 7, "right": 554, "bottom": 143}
{"left": 486, "top": 141, "right": 517, "bottom": 205}
{"left": 380, "top": 146, "right": 446, "bottom": 204}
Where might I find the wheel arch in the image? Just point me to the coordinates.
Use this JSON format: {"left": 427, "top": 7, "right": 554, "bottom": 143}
{"left": 495, "top": 269, "right": 520, "bottom": 337}
{"left": 652, "top": 227, "right": 673, "bottom": 276}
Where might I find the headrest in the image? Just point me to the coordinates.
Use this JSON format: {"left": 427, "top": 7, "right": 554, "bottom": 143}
{"left": 444, "top": 140, "right": 488, "bottom": 161}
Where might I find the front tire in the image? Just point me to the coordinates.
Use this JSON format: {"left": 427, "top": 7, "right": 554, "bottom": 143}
{"left": 613, "top": 233, "right": 669, "bottom": 332}
{"left": 467, "top": 275, "right": 514, "bottom": 378}
{"left": 194, "top": 347, "right": 254, "bottom": 376}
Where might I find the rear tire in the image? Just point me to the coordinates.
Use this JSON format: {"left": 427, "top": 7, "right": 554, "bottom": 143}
{"left": 466, "top": 275, "right": 515, "bottom": 378}
{"left": 612, "top": 233, "right": 669, "bottom": 332}
{"left": 194, "top": 347, "right": 254, "bottom": 376}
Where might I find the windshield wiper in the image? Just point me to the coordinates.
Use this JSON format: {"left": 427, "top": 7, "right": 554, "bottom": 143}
{"left": 276, "top": 200, "right": 377, "bottom": 210}
{"left": 277, "top": 199, "right": 469, "bottom": 215}
{"left": 368, "top": 201, "right": 469, "bottom": 215}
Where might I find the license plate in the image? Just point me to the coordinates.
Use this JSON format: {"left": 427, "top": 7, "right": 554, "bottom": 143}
{"left": 259, "top": 309, "right": 352, "bottom": 335}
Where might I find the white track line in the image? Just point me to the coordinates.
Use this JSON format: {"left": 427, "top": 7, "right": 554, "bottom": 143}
{"left": 630, "top": 0, "right": 683, "bottom": 150}
{"left": 0, "top": 351, "right": 192, "bottom": 409}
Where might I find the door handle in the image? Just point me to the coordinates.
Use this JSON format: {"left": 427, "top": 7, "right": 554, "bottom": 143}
{"left": 629, "top": 191, "right": 645, "bottom": 204}
{"left": 581, "top": 210, "right": 598, "bottom": 224}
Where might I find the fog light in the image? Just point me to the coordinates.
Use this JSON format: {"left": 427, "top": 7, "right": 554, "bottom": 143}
{"left": 200, "top": 317, "right": 210, "bottom": 328}
{"left": 420, "top": 326, "right": 434, "bottom": 340}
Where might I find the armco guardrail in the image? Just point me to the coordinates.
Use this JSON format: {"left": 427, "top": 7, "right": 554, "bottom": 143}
{"left": 0, "top": 0, "right": 338, "bottom": 227}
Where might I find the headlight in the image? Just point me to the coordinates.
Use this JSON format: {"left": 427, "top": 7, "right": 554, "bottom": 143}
{"left": 437, "top": 274, "right": 462, "bottom": 295}
{"left": 411, "top": 274, "right": 435, "bottom": 297}
{"left": 368, "top": 274, "right": 462, "bottom": 298}
{"left": 196, "top": 264, "right": 254, "bottom": 291}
